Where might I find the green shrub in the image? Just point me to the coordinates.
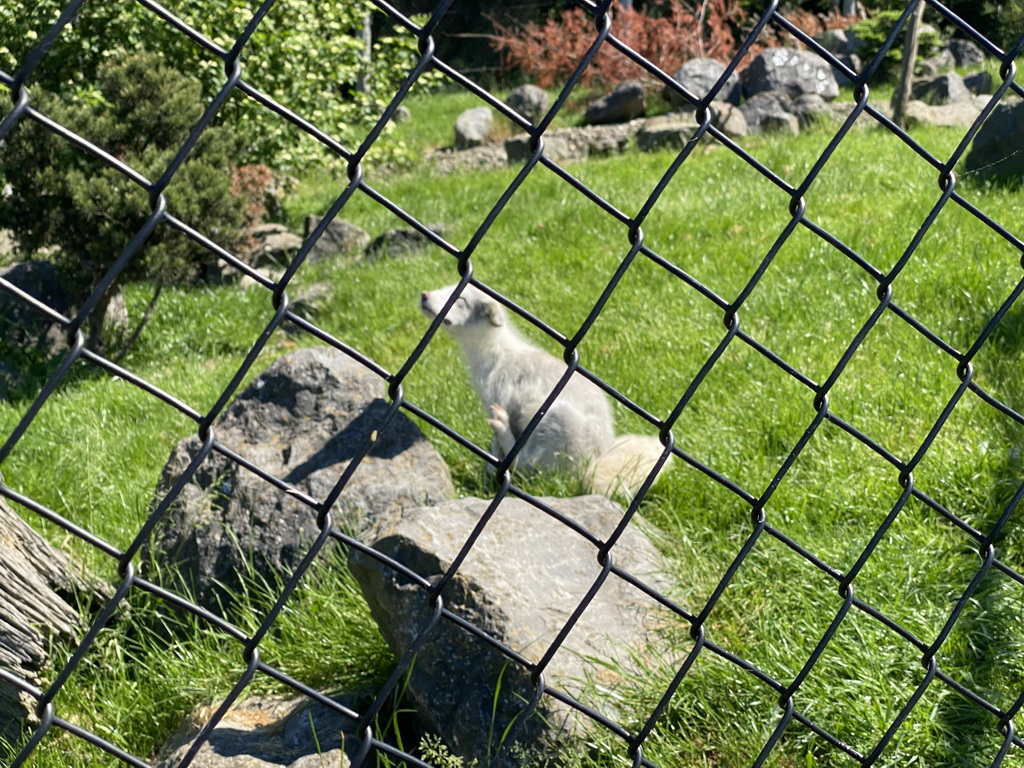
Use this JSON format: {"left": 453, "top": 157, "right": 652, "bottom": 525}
{"left": 850, "top": 9, "right": 943, "bottom": 81}
{"left": 0, "top": 52, "right": 242, "bottom": 352}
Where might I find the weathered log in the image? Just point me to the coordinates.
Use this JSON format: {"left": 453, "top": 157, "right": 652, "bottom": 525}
{"left": 0, "top": 498, "right": 89, "bottom": 743}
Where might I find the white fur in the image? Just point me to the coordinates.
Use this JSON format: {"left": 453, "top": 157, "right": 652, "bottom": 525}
{"left": 420, "top": 283, "right": 668, "bottom": 497}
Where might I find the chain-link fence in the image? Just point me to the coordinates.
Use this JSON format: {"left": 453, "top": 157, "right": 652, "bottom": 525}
{"left": 2, "top": 0, "right": 1024, "bottom": 766}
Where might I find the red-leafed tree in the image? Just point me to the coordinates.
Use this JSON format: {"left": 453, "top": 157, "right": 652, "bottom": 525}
{"left": 489, "top": 0, "right": 748, "bottom": 89}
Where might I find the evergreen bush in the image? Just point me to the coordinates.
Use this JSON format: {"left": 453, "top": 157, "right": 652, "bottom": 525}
{"left": 0, "top": 52, "right": 243, "bottom": 353}
{"left": 849, "top": 9, "right": 943, "bottom": 81}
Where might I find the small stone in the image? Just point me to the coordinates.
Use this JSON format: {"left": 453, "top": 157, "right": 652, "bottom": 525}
{"left": 303, "top": 215, "right": 371, "bottom": 260}
{"left": 241, "top": 223, "right": 303, "bottom": 268}
{"left": 505, "top": 84, "right": 549, "bottom": 125}
{"left": 364, "top": 228, "right": 438, "bottom": 260}
{"left": 761, "top": 112, "right": 800, "bottom": 135}
{"left": 964, "top": 71, "right": 993, "bottom": 96}
{"left": 585, "top": 81, "right": 645, "bottom": 125}
{"left": 709, "top": 100, "right": 748, "bottom": 138}
{"left": 636, "top": 114, "right": 696, "bottom": 151}
{"left": 454, "top": 106, "right": 494, "bottom": 149}
{"left": 911, "top": 72, "right": 973, "bottom": 105}
{"left": 153, "top": 695, "right": 360, "bottom": 768}
{"left": 739, "top": 90, "right": 796, "bottom": 135}
{"left": 789, "top": 93, "right": 829, "bottom": 128}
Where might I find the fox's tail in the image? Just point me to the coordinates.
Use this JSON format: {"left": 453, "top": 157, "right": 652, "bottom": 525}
{"left": 584, "top": 434, "right": 671, "bottom": 499}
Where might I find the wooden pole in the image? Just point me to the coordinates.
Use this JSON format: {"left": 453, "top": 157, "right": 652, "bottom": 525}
{"left": 356, "top": 10, "right": 372, "bottom": 94}
{"left": 891, "top": 1, "right": 926, "bottom": 129}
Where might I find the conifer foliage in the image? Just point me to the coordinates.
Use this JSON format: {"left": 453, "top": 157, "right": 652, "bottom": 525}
{"left": 0, "top": 53, "right": 243, "bottom": 352}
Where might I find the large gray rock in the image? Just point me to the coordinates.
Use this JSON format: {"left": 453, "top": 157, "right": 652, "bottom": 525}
{"left": 0, "top": 499, "right": 103, "bottom": 743}
{"left": 147, "top": 346, "right": 453, "bottom": 613}
{"left": 585, "top": 81, "right": 646, "bottom": 125}
{"left": 830, "top": 53, "right": 862, "bottom": 89}
{"left": 947, "top": 39, "right": 986, "bottom": 68}
{"left": 739, "top": 90, "right": 798, "bottom": 135}
{"left": 303, "top": 215, "right": 371, "bottom": 261}
{"left": 348, "top": 494, "right": 670, "bottom": 766}
{"left": 965, "top": 100, "right": 1024, "bottom": 181}
{"left": 154, "top": 695, "right": 360, "bottom": 768}
{"left": 0, "top": 260, "right": 74, "bottom": 356}
{"left": 911, "top": 72, "right": 973, "bottom": 105}
{"left": 505, "top": 84, "right": 549, "bottom": 124}
{"left": 454, "top": 106, "right": 494, "bottom": 149}
{"left": 0, "top": 260, "right": 126, "bottom": 360}
{"left": 666, "top": 57, "right": 741, "bottom": 107}
{"left": 742, "top": 47, "right": 840, "bottom": 101}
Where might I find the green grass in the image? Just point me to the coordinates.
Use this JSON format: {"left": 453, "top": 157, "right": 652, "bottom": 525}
{"left": 3, "top": 88, "right": 1024, "bottom": 767}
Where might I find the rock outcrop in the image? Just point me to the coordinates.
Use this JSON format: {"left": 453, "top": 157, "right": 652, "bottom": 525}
{"left": 349, "top": 494, "right": 670, "bottom": 766}
{"left": 146, "top": 346, "right": 454, "bottom": 613}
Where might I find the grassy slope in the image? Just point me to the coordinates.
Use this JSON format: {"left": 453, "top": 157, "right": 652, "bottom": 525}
{"left": 3, "top": 87, "right": 1024, "bottom": 766}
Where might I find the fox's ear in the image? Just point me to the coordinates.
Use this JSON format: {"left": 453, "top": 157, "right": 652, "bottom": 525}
{"left": 485, "top": 300, "right": 505, "bottom": 327}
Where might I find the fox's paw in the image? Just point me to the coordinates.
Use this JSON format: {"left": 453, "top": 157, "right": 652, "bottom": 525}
{"left": 488, "top": 403, "right": 518, "bottom": 457}
{"left": 488, "top": 403, "right": 510, "bottom": 432}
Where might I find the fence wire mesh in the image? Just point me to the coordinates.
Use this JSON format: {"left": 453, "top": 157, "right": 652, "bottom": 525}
{"left": 1, "top": 0, "right": 1024, "bottom": 766}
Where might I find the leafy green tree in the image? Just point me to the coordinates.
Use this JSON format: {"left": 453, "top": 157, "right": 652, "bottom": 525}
{"left": 0, "top": 0, "right": 430, "bottom": 170}
{"left": 733, "top": 0, "right": 1024, "bottom": 49}
{"left": 0, "top": 52, "right": 242, "bottom": 353}
{"left": 977, "top": 1, "right": 1024, "bottom": 49}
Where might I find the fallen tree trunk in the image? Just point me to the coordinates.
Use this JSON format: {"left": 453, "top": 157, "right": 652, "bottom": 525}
{"left": 0, "top": 498, "right": 91, "bottom": 743}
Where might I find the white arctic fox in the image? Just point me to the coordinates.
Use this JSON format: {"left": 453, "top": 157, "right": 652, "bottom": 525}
{"left": 419, "top": 283, "right": 668, "bottom": 498}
